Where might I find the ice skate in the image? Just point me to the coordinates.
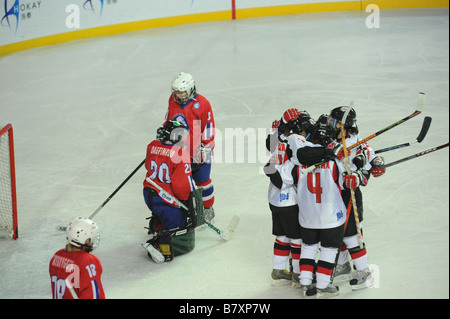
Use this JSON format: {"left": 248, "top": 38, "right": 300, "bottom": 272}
{"left": 316, "top": 284, "right": 339, "bottom": 299}
{"left": 350, "top": 267, "right": 373, "bottom": 290}
{"left": 291, "top": 273, "right": 300, "bottom": 288}
{"left": 271, "top": 269, "right": 292, "bottom": 286}
{"left": 333, "top": 261, "right": 352, "bottom": 282}
{"left": 142, "top": 240, "right": 165, "bottom": 264}
{"left": 299, "top": 283, "right": 316, "bottom": 297}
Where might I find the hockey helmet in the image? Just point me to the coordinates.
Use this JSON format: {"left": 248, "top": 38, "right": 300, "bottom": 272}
{"left": 66, "top": 217, "right": 100, "bottom": 252}
{"left": 313, "top": 114, "right": 334, "bottom": 146}
{"left": 156, "top": 120, "right": 188, "bottom": 145}
{"left": 171, "top": 72, "right": 197, "bottom": 105}
{"left": 291, "top": 111, "right": 316, "bottom": 140}
{"left": 328, "top": 106, "right": 358, "bottom": 137}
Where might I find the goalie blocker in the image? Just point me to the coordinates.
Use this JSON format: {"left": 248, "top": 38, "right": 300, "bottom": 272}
{"left": 144, "top": 187, "right": 205, "bottom": 262}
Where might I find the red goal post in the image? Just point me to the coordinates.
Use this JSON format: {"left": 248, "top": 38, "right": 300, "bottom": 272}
{"left": 0, "top": 123, "right": 18, "bottom": 239}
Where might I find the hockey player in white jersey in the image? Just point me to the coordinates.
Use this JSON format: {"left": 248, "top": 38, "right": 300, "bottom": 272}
{"left": 327, "top": 106, "right": 386, "bottom": 290}
{"left": 264, "top": 108, "right": 303, "bottom": 285}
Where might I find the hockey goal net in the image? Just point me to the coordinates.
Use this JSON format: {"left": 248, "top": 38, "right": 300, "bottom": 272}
{"left": 0, "top": 123, "right": 18, "bottom": 239}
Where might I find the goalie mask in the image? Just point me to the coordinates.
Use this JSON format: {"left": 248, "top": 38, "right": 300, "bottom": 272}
{"left": 171, "top": 72, "right": 197, "bottom": 105}
{"left": 157, "top": 120, "right": 188, "bottom": 145}
{"left": 66, "top": 217, "right": 100, "bottom": 252}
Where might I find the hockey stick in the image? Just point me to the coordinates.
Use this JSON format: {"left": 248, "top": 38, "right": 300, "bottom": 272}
{"left": 145, "top": 177, "right": 239, "bottom": 241}
{"left": 381, "top": 142, "right": 449, "bottom": 168}
{"left": 56, "top": 159, "right": 146, "bottom": 232}
{"left": 374, "top": 116, "right": 432, "bottom": 154}
{"left": 340, "top": 105, "right": 364, "bottom": 249}
{"left": 302, "top": 92, "right": 426, "bottom": 174}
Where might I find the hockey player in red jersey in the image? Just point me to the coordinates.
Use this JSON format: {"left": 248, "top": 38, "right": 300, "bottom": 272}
{"left": 163, "top": 72, "right": 215, "bottom": 222}
{"left": 143, "top": 120, "right": 201, "bottom": 262}
{"left": 327, "top": 106, "right": 385, "bottom": 289}
{"left": 49, "top": 217, "right": 105, "bottom": 299}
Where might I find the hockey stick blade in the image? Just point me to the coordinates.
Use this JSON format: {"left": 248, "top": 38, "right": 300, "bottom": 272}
{"left": 374, "top": 116, "right": 432, "bottom": 154}
{"left": 222, "top": 215, "right": 240, "bottom": 241}
{"left": 204, "top": 215, "right": 239, "bottom": 241}
{"left": 382, "top": 142, "right": 449, "bottom": 168}
{"left": 417, "top": 92, "right": 426, "bottom": 112}
{"left": 416, "top": 116, "right": 432, "bottom": 143}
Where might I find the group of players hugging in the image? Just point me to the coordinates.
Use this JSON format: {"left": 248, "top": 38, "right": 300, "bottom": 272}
{"left": 264, "top": 107, "right": 386, "bottom": 298}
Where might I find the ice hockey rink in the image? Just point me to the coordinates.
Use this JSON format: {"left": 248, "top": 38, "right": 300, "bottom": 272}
{"left": 0, "top": 8, "right": 448, "bottom": 300}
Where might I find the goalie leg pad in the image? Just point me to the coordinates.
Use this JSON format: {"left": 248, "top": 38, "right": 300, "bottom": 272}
{"left": 156, "top": 227, "right": 196, "bottom": 261}
{"left": 187, "top": 189, "right": 205, "bottom": 227}
{"left": 172, "top": 227, "right": 196, "bottom": 257}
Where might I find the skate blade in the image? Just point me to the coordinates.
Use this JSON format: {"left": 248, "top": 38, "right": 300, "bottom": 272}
{"left": 271, "top": 279, "right": 292, "bottom": 286}
{"left": 142, "top": 243, "right": 165, "bottom": 264}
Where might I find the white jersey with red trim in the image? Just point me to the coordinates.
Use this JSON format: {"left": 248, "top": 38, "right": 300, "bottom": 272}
{"left": 287, "top": 133, "right": 311, "bottom": 166}
{"left": 267, "top": 133, "right": 297, "bottom": 207}
{"left": 296, "top": 158, "right": 347, "bottom": 229}
{"left": 331, "top": 133, "right": 376, "bottom": 171}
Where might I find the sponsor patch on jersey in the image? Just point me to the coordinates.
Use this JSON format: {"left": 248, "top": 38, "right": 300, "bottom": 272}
{"left": 280, "top": 193, "right": 289, "bottom": 202}
{"left": 336, "top": 210, "right": 344, "bottom": 221}
{"left": 193, "top": 102, "right": 200, "bottom": 109}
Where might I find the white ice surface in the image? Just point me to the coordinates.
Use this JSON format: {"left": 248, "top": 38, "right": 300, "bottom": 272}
{"left": 0, "top": 8, "right": 448, "bottom": 299}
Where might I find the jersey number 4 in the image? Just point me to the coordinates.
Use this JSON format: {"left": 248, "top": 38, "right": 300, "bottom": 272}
{"left": 307, "top": 172, "right": 322, "bottom": 203}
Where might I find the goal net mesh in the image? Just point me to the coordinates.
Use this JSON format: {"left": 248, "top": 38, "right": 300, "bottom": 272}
{"left": 0, "top": 123, "right": 18, "bottom": 239}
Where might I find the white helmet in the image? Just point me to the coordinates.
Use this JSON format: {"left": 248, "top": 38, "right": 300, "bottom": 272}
{"left": 66, "top": 217, "right": 100, "bottom": 252}
{"left": 171, "top": 72, "right": 196, "bottom": 104}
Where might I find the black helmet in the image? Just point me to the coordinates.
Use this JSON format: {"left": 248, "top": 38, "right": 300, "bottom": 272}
{"left": 328, "top": 106, "right": 358, "bottom": 137}
{"left": 156, "top": 120, "right": 187, "bottom": 144}
{"left": 313, "top": 114, "right": 333, "bottom": 146}
{"left": 291, "top": 111, "right": 316, "bottom": 140}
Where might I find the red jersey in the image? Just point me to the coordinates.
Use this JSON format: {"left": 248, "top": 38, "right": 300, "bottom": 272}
{"left": 143, "top": 139, "right": 194, "bottom": 205}
{"left": 164, "top": 93, "right": 215, "bottom": 160}
{"left": 49, "top": 248, "right": 105, "bottom": 299}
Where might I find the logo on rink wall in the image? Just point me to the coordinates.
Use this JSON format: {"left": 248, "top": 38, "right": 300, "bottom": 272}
{"left": 1, "top": 0, "right": 43, "bottom": 34}
{"left": 1, "top": 0, "right": 19, "bottom": 33}
{"left": 66, "top": 1, "right": 118, "bottom": 29}
{"left": 82, "top": 0, "right": 104, "bottom": 18}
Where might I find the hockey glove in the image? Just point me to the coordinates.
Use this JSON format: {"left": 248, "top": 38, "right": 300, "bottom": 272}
{"left": 343, "top": 171, "right": 360, "bottom": 189}
{"left": 282, "top": 108, "right": 301, "bottom": 124}
{"left": 352, "top": 149, "right": 369, "bottom": 169}
{"left": 195, "top": 143, "right": 212, "bottom": 164}
{"left": 370, "top": 156, "right": 386, "bottom": 177}
{"left": 331, "top": 143, "right": 347, "bottom": 160}
{"left": 272, "top": 119, "right": 280, "bottom": 131}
